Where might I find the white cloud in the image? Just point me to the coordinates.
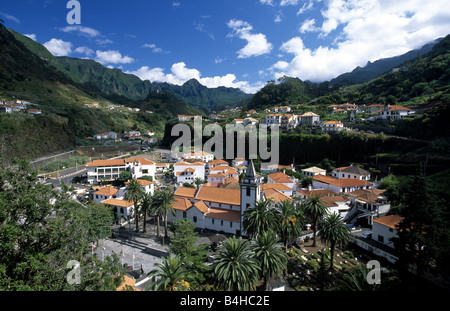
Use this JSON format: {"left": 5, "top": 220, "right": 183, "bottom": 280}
{"left": 24, "top": 34, "right": 37, "bottom": 41}
{"left": 74, "top": 46, "right": 94, "bottom": 56}
{"left": 95, "top": 50, "right": 134, "bottom": 65}
{"left": 142, "top": 43, "right": 169, "bottom": 54}
{"left": 280, "top": 0, "right": 299, "bottom": 6}
{"left": 95, "top": 38, "right": 114, "bottom": 45}
{"left": 0, "top": 11, "right": 20, "bottom": 24}
{"left": 227, "top": 19, "right": 273, "bottom": 58}
{"left": 260, "top": 0, "right": 275, "bottom": 5}
{"left": 172, "top": 2, "right": 181, "bottom": 7}
{"left": 299, "top": 19, "right": 319, "bottom": 33}
{"left": 59, "top": 25, "right": 100, "bottom": 38}
{"left": 43, "top": 38, "right": 72, "bottom": 56}
{"left": 297, "top": 1, "right": 315, "bottom": 15}
{"left": 270, "top": 0, "right": 450, "bottom": 82}
{"left": 127, "top": 62, "right": 264, "bottom": 93}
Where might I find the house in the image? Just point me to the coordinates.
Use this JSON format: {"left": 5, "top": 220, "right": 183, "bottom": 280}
{"left": 93, "top": 132, "right": 117, "bottom": 140}
{"left": 182, "top": 151, "right": 214, "bottom": 163}
{"left": 155, "top": 163, "right": 171, "bottom": 173}
{"left": 101, "top": 199, "right": 134, "bottom": 224}
{"left": 371, "top": 214, "right": 404, "bottom": 248}
{"left": 207, "top": 159, "right": 229, "bottom": 170}
{"left": 262, "top": 188, "right": 293, "bottom": 205}
{"left": 272, "top": 106, "right": 291, "bottom": 113}
{"left": 301, "top": 166, "right": 326, "bottom": 177}
{"left": 231, "top": 158, "right": 247, "bottom": 168}
{"left": 377, "top": 104, "right": 414, "bottom": 120}
{"left": 243, "top": 117, "right": 259, "bottom": 126}
{"left": 332, "top": 164, "right": 370, "bottom": 181}
{"left": 265, "top": 114, "right": 283, "bottom": 126}
{"left": 178, "top": 115, "right": 202, "bottom": 122}
{"left": 27, "top": 108, "right": 42, "bottom": 115}
{"left": 322, "top": 121, "right": 344, "bottom": 132}
{"left": 0, "top": 106, "right": 13, "bottom": 113}
{"left": 299, "top": 112, "right": 320, "bottom": 126}
{"left": 123, "top": 131, "right": 141, "bottom": 140}
{"left": 267, "top": 172, "right": 295, "bottom": 190}
{"left": 92, "top": 186, "right": 123, "bottom": 204}
{"left": 296, "top": 188, "right": 339, "bottom": 200}
{"left": 312, "top": 175, "right": 373, "bottom": 194}
{"left": 320, "top": 196, "right": 352, "bottom": 219}
{"left": 173, "top": 161, "right": 206, "bottom": 185}
{"left": 125, "top": 178, "right": 155, "bottom": 195}
{"left": 261, "top": 183, "right": 293, "bottom": 197}
{"left": 85, "top": 158, "right": 156, "bottom": 184}
{"left": 346, "top": 189, "right": 390, "bottom": 225}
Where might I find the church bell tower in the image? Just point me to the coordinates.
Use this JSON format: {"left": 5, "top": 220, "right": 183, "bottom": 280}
{"left": 240, "top": 159, "right": 261, "bottom": 235}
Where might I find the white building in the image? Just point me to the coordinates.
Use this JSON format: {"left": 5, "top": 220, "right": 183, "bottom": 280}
{"left": 371, "top": 214, "right": 404, "bottom": 248}
{"left": 322, "top": 121, "right": 344, "bottom": 132}
{"left": 301, "top": 166, "right": 327, "bottom": 177}
{"left": 332, "top": 165, "right": 370, "bottom": 181}
{"left": 267, "top": 171, "right": 295, "bottom": 190}
{"left": 182, "top": 151, "right": 214, "bottom": 163}
{"left": 312, "top": 175, "right": 373, "bottom": 194}
{"left": 299, "top": 112, "right": 320, "bottom": 126}
{"left": 377, "top": 105, "right": 414, "bottom": 120}
{"left": 85, "top": 158, "right": 155, "bottom": 184}
{"left": 173, "top": 161, "right": 206, "bottom": 185}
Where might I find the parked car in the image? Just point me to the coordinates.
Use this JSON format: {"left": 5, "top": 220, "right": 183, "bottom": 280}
{"left": 361, "top": 231, "right": 372, "bottom": 239}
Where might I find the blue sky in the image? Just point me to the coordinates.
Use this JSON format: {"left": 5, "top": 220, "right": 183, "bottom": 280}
{"left": 1, "top": 0, "right": 450, "bottom": 93}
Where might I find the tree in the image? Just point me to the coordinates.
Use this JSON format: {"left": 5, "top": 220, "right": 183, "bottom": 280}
{"left": 302, "top": 195, "right": 329, "bottom": 247}
{"left": 0, "top": 160, "right": 126, "bottom": 290}
{"left": 150, "top": 192, "right": 165, "bottom": 238}
{"left": 243, "top": 199, "right": 278, "bottom": 239}
{"left": 275, "top": 200, "right": 304, "bottom": 251}
{"left": 158, "top": 189, "right": 176, "bottom": 239}
{"left": 118, "top": 171, "right": 131, "bottom": 184}
{"left": 336, "top": 264, "right": 380, "bottom": 291}
{"left": 140, "top": 192, "right": 153, "bottom": 233}
{"left": 318, "top": 212, "right": 351, "bottom": 270}
{"left": 194, "top": 177, "right": 204, "bottom": 189}
{"left": 147, "top": 254, "right": 190, "bottom": 291}
{"left": 213, "top": 236, "right": 260, "bottom": 291}
{"left": 169, "top": 218, "right": 209, "bottom": 288}
{"left": 124, "top": 179, "right": 145, "bottom": 232}
{"left": 252, "top": 231, "right": 287, "bottom": 290}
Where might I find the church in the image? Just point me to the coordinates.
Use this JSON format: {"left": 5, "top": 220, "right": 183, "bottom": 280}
{"left": 169, "top": 159, "right": 261, "bottom": 236}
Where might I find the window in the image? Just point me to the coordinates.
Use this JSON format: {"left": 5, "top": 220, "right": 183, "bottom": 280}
{"left": 378, "top": 235, "right": 384, "bottom": 243}
{"left": 247, "top": 187, "right": 251, "bottom": 197}
{"left": 193, "top": 216, "right": 197, "bottom": 223}
{"left": 212, "top": 219, "right": 215, "bottom": 225}
{"left": 183, "top": 212, "right": 187, "bottom": 218}
{"left": 230, "top": 222, "right": 233, "bottom": 228}
{"left": 221, "top": 220, "right": 223, "bottom": 226}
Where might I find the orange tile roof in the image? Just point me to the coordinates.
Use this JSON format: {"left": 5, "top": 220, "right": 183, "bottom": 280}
{"left": 320, "top": 196, "right": 349, "bottom": 207}
{"left": 372, "top": 214, "right": 404, "bottom": 229}
{"left": 385, "top": 105, "right": 412, "bottom": 111}
{"left": 172, "top": 197, "right": 192, "bottom": 211}
{"left": 208, "top": 172, "right": 227, "bottom": 178}
{"left": 196, "top": 186, "right": 240, "bottom": 206}
{"left": 268, "top": 172, "right": 293, "bottom": 183}
{"left": 297, "top": 189, "right": 339, "bottom": 198}
{"left": 324, "top": 121, "right": 343, "bottom": 125}
{"left": 313, "top": 175, "right": 373, "bottom": 188}
{"left": 261, "top": 183, "right": 292, "bottom": 191}
{"left": 174, "top": 161, "right": 205, "bottom": 167}
{"left": 101, "top": 198, "right": 134, "bottom": 207}
{"left": 208, "top": 159, "right": 228, "bottom": 165}
{"left": 86, "top": 159, "right": 126, "bottom": 167}
{"left": 126, "top": 157, "right": 155, "bottom": 165}
{"left": 263, "top": 188, "right": 293, "bottom": 203}
{"left": 209, "top": 165, "right": 233, "bottom": 171}
{"left": 205, "top": 208, "right": 241, "bottom": 222}
{"left": 174, "top": 186, "right": 198, "bottom": 198}
{"left": 193, "top": 200, "right": 209, "bottom": 214}
{"left": 94, "top": 187, "right": 119, "bottom": 196}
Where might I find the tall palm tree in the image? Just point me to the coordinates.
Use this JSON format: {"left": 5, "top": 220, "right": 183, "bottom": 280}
{"left": 214, "top": 236, "right": 260, "bottom": 291}
{"left": 150, "top": 191, "right": 164, "bottom": 238}
{"left": 140, "top": 192, "right": 153, "bottom": 233}
{"left": 158, "top": 189, "right": 175, "bottom": 239}
{"left": 302, "top": 195, "right": 329, "bottom": 247}
{"left": 252, "top": 231, "right": 288, "bottom": 290}
{"left": 146, "top": 254, "right": 190, "bottom": 291}
{"left": 276, "top": 200, "right": 304, "bottom": 251}
{"left": 318, "top": 212, "right": 351, "bottom": 270}
{"left": 243, "top": 199, "right": 278, "bottom": 239}
{"left": 124, "top": 179, "right": 145, "bottom": 232}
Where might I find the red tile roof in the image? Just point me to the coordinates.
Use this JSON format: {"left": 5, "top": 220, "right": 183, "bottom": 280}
{"left": 313, "top": 175, "right": 373, "bottom": 188}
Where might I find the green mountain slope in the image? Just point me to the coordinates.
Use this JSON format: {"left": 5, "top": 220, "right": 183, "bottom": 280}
{"left": 329, "top": 39, "right": 440, "bottom": 86}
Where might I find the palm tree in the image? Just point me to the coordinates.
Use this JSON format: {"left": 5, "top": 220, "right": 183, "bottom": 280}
{"left": 140, "top": 192, "right": 153, "bottom": 233}
{"left": 146, "top": 254, "right": 190, "bottom": 291}
{"left": 158, "top": 189, "right": 175, "bottom": 239}
{"left": 124, "top": 179, "right": 145, "bottom": 232}
{"left": 243, "top": 199, "right": 278, "bottom": 239}
{"left": 302, "top": 195, "right": 329, "bottom": 247}
{"left": 276, "top": 200, "right": 304, "bottom": 251}
{"left": 150, "top": 191, "right": 164, "bottom": 238}
{"left": 194, "top": 177, "right": 204, "bottom": 189}
{"left": 214, "top": 236, "right": 260, "bottom": 291}
{"left": 252, "top": 231, "right": 288, "bottom": 290}
{"left": 318, "top": 212, "right": 351, "bottom": 270}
